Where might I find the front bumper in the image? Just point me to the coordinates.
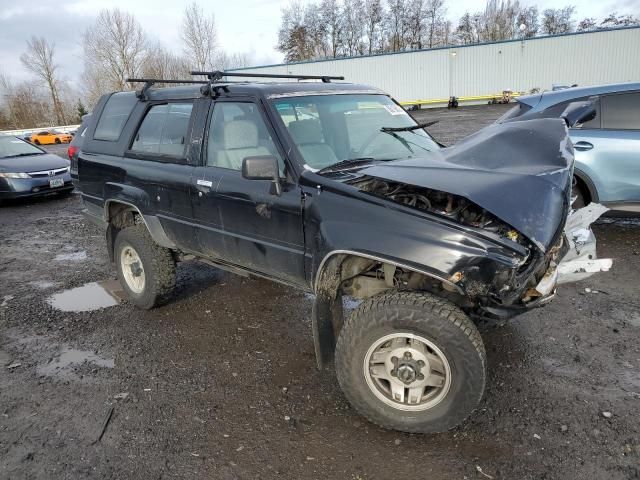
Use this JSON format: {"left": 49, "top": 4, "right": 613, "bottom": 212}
{"left": 478, "top": 204, "right": 612, "bottom": 319}
{"left": 0, "top": 173, "right": 74, "bottom": 199}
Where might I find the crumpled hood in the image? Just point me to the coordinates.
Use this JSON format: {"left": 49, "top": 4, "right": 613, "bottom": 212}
{"left": 357, "top": 118, "right": 573, "bottom": 252}
{"left": 0, "top": 153, "right": 69, "bottom": 173}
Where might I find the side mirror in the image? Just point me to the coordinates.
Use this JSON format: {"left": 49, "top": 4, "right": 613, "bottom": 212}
{"left": 242, "top": 155, "right": 282, "bottom": 195}
{"left": 561, "top": 101, "right": 597, "bottom": 128}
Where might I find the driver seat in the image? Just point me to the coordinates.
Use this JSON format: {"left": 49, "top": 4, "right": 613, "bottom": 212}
{"left": 287, "top": 119, "right": 337, "bottom": 168}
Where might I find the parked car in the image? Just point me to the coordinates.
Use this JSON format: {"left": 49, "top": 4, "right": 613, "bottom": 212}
{"left": 29, "top": 129, "right": 73, "bottom": 145}
{"left": 76, "top": 73, "right": 602, "bottom": 434}
{"left": 68, "top": 114, "right": 91, "bottom": 183}
{"left": 0, "top": 135, "right": 73, "bottom": 200}
{"left": 497, "top": 82, "right": 640, "bottom": 212}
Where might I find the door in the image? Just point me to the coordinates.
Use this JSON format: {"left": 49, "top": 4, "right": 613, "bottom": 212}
{"left": 125, "top": 101, "right": 198, "bottom": 249}
{"left": 192, "top": 100, "right": 306, "bottom": 285}
{"left": 571, "top": 91, "right": 640, "bottom": 207}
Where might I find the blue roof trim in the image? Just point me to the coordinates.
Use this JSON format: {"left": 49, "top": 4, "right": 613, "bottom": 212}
{"left": 229, "top": 25, "right": 640, "bottom": 71}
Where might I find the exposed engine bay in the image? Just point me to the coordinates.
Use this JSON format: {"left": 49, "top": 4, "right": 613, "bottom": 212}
{"left": 349, "top": 176, "right": 533, "bottom": 251}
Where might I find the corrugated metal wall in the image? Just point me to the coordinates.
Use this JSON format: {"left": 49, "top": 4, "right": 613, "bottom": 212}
{"left": 234, "top": 27, "right": 640, "bottom": 102}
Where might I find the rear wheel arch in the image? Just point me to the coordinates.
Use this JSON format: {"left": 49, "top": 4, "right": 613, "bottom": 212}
{"left": 104, "top": 201, "right": 145, "bottom": 262}
{"left": 573, "top": 169, "right": 598, "bottom": 204}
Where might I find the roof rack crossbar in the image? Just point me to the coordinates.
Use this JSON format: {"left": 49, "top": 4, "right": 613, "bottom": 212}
{"left": 190, "top": 71, "right": 344, "bottom": 83}
{"left": 126, "top": 78, "right": 209, "bottom": 100}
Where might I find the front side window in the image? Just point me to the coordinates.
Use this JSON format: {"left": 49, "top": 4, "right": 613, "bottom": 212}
{"left": 130, "top": 103, "right": 193, "bottom": 157}
{"left": 272, "top": 94, "right": 439, "bottom": 170}
{"left": 94, "top": 91, "right": 137, "bottom": 141}
{"left": 206, "top": 102, "right": 284, "bottom": 171}
{"left": 601, "top": 92, "right": 640, "bottom": 130}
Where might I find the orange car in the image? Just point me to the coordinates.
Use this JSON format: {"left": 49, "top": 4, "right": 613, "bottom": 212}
{"left": 29, "top": 129, "right": 73, "bottom": 145}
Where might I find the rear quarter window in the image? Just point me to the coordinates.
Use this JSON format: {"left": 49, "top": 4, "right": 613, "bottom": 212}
{"left": 130, "top": 103, "right": 194, "bottom": 158}
{"left": 496, "top": 103, "right": 532, "bottom": 122}
{"left": 94, "top": 92, "right": 137, "bottom": 141}
{"left": 601, "top": 92, "right": 640, "bottom": 130}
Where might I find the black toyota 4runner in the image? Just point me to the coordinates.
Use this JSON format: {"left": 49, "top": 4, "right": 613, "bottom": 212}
{"left": 77, "top": 72, "right": 590, "bottom": 433}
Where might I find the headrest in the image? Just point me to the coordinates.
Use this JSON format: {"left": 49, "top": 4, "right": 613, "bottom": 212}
{"left": 288, "top": 119, "right": 324, "bottom": 145}
{"left": 223, "top": 120, "right": 258, "bottom": 149}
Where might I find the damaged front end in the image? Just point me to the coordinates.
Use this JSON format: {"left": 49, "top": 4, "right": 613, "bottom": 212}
{"left": 340, "top": 118, "right": 611, "bottom": 319}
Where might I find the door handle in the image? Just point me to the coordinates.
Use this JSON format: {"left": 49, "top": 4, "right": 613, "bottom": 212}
{"left": 573, "top": 141, "right": 593, "bottom": 151}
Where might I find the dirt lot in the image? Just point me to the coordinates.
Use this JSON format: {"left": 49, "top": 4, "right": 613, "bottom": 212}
{"left": 1, "top": 104, "right": 639, "bottom": 480}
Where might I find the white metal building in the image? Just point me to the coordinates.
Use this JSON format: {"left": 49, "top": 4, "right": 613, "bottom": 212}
{"left": 233, "top": 26, "right": 640, "bottom": 104}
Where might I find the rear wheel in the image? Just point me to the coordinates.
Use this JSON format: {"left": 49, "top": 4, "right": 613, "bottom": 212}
{"left": 114, "top": 224, "right": 176, "bottom": 309}
{"left": 335, "top": 291, "right": 486, "bottom": 433}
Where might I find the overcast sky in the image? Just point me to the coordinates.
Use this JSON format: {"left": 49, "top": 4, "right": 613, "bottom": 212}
{"left": 0, "top": 0, "right": 638, "bottom": 88}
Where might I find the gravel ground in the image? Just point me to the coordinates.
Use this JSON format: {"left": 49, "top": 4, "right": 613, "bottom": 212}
{"left": 1, "top": 104, "right": 639, "bottom": 480}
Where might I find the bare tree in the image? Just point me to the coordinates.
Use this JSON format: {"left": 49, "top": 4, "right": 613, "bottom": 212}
{"left": 343, "top": 0, "right": 366, "bottom": 56}
{"left": 406, "top": 0, "right": 427, "bottom": 49}
{"left": 541, "top": 6, "right": 575, "bottom": 35}
{"left": 600, "top": 12, "right": 640, "bottom": 28}
{"left": 277, "top": 2, "right": 316, "bottom": 62}
{"left": 320, "top": 0, "right": 344, "bottom": 57}
{"left": 364, "top": 0, "right": 384, "bottom": 54}
{"left": 577, "top": 17, "right": 597, "bottom": 31}
{"left": 181, "top": 2, "right": 219, "bottom": 71}
{"left": 385, "top": 0, "right": 409, "bottom": 51}
{"left": 20, "top": 37, "right": 66, "bottom": 125}
{"left": 82, "top": 8, "right": 147, "bottom": 102}
{"left": 455, "top": 12, "right": 480, "bottom": 44}
{"left": 424, "top": 0, "right": 447, "bottom": 48}
{"left": 482, "top": 0, "right": 521, "bottom": 41}
{"left": 517, "top": 6, "right": 539, "bottom": 38}
{"left": 142, "top": 43, "right": 191, "bottom": 81}
{"left": 215, "top": 51, "right": 251, "bottom": 70}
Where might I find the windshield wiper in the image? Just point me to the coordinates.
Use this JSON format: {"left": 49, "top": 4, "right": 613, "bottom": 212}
{"left": 381, "top": 120, "right": 439, "bottom": 132}
{"left": 316, "top": 157, "right": 382, "bottom": 174}
{"left": 3, "top": 152, "right": 44, "bottom": 158}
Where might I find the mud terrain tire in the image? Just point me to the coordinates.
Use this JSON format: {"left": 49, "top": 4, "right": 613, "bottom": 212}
{"left": 335, "top": 291, "right": 486, "bottom": 433}
{"left": 114, "top": 224, "right": 176, "bottom": 309}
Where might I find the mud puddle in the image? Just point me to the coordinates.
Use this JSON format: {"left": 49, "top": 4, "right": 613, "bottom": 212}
{"left": 37, "top": 347, "right": 115, "bottom": 377}
{"left": 47, "top": 279, "right": 124, "bottom": 312}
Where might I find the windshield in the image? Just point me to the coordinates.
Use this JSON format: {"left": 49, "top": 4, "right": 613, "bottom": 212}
{"left": 272, "top": 94, "right": 439, "bottom": 170}
{"left": 0, "top": 136, "right": 44, "bottom": 159}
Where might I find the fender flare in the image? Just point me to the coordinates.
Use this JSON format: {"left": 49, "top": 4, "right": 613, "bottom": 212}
{"left": 104, "top": 199, "right": 176, "bottom": 250}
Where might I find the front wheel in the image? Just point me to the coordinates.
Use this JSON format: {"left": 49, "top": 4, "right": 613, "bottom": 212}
{"left": 335, "top": 291, "right": 486, "bottom": 433}
{"left": 114, "top": 224, "right": 176, "bottom": 309}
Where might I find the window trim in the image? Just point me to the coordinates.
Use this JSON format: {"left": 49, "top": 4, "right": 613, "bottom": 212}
{"left": 201, "top": 97, "right": 290, "bottom": 177}
{"left": 124, "top": 100, "right": 195, "bottom": 164}
{"left": 599, "top": 90, "right": 640, "bottom": 132}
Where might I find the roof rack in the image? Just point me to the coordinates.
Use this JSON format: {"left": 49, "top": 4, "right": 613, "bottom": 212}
{"left": 127, "top": 78, "right": 209, "bottom": 99}
{"left": 190, "top": 71, "right": 345, "bottom": 83}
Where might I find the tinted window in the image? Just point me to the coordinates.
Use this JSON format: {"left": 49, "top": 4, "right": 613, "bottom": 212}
{"left": 601, "top": 92, "right": 640, "bottom": 130}
{"left": 206, "top": 102, "right": 283, "bottom": 171}
{"left": 131, "top": 103, "right": 193, "bottom": 157}
{"left": 94, "top": 92, "right": 137, "bottom": 141}
{"left": 543, "top": 97, "right": 600, "bottom": 129}
{"left": 496, "top": 103, "right": 532, "bottom": 122}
